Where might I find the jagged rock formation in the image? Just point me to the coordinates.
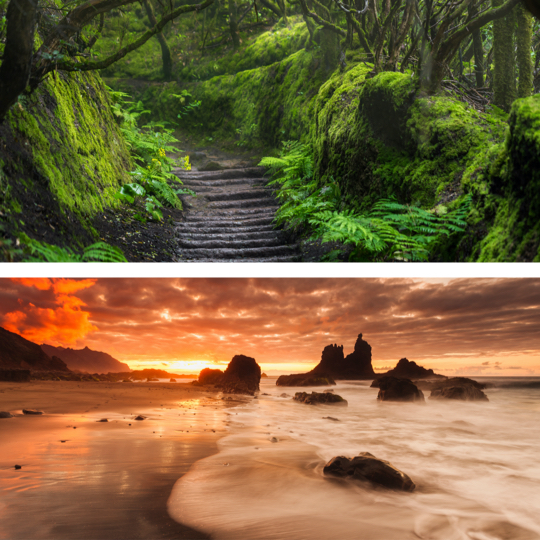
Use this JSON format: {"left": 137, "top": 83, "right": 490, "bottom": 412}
{"left": 218, "top": 354, "right": 261, "bottom": 395}
{"left": 414, "top": 376, "right": 487, "bottom": 391}
{"left": 174, "top": 167, "right": 300, "bottom": 262}
{"left": 293, "top": 391, "right": 348, "bottom": 405}
{"left": 0, "top": 327, "right": 69, "bottom": 372}
{"left": 376, "top": 376, "right": 425, "bottom": 402}
{"left": 41, "top": 344, "right": 131, "bottom": 373}
{"left": 276, "top": 373, "right": 336, "bottom": 386}
{"left": 380, "top": 358, "right": 445, "bottom": 380}
{"left": 310, "top": 334, "right": 376, "bottom": 380}
{"left": 323, "top": 452, "right": 415, "bottom": 491}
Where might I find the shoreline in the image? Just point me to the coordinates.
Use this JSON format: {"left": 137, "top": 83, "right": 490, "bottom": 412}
{"left": 0, "top": 381, "right": 240, "bottom": 540}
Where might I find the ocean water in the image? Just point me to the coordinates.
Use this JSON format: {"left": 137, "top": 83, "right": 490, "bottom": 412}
{"left": 168, "top": 377, "right": 540, "bottom": 540}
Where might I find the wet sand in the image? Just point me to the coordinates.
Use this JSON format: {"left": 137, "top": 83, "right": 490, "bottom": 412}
{"left": 0, "top": 381, "right": 234, "bottom": 540}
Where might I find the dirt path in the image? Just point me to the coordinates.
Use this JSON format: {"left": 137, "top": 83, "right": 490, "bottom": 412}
{"left": 173, "top": 166, "right": 301, "bottom": 262}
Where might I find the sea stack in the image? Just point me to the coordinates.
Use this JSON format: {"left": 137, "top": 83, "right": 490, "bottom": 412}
{"left": 311, "top": 334, "right": 376, "bottom": 380}
{"left": 380, "top": 358, "right": 445, "bottom": 380}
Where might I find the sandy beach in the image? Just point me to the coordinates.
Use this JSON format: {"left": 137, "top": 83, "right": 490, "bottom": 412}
{"left": 0, "top": 381, "right": 236, "bottom": 540}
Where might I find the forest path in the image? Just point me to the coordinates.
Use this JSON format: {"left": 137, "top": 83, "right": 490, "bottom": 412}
{"left": 173, "top": 166, "right": 301, "bottom": 262}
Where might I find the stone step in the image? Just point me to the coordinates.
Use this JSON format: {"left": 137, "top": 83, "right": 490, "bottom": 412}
{"left": 207, "top": 198, "right": 278, "bottom": 210}
{"left": 175, "top": 167, "right": 266, "bottom": 180}
{"left": 174, "top": 223, "right": 276, "bottom": 234}
{"left": 177, "top": 237, "right": 286, "bottom": 250}
{"left": 203, "top": 189, "right": 273, "bottom": 201}
{"left": 176, "top": 255, "right": 300, "bottom": 262}
{"left": 177, "top": 230, "right": 281, "bottom": 241}
{"left": 176, "top": 244, "right": 299, "bottom": 260}
{"left": 178, "top": 178, "right": 265, "bottom": 188}
{"left": 183, "top": 207, "right": 277, "bottom": 219}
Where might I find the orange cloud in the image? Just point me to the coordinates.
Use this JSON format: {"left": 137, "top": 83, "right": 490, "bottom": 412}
{"left": 3, "top": 279, "right": 98, "bottom": 346}
{"left": 12, "top": 278, "right": 52, "bottom": 290}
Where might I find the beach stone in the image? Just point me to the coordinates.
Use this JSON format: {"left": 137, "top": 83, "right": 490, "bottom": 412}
{"left": 147, "top": 378, "right": 159, "bottom": 382}
{"left": 197, "top": 368, "right": 224, "bottom": 385}
{"left": 218, "top": 355, "right": 261, "bottom": 396}
{"left": 324, "top": 452, "right": 415, "bottom": 492}
{"left": 323, "top": 416, "right": 340, "bottom": 421}
{"left": 376, "top": 377, "right": 425, "bottom": 402}
{"left": 22, "top": 409, "right": 44, "bottom": 415}
{"left": 134, "top": 415, "right": 145, "bottom": 420}
{"left": 293, "top": 391, "right": 348, "bottom": 406}
{"left": 276, "top": 373, "right": 336, "bottom": 387}
{"left": 14, "top": 465, "right": 21, "bottom": 470}
{"left": 280, "top": 393, "right": 290, "bottom": 398}
{"left": 0, "top": 411, "right": 13, "bottom": 418}
{"left": 430, "top": 384, "right": 489, "bottom": 401}
{"left": 97, "top": 418, "right": 108, "bottom": 422}
{"left": 170, "top": 378, "right": 177, "bottom": 382}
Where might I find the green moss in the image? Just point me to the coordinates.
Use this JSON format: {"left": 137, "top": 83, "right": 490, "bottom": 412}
{"left": 0, "top": 71, "right": 132, "bottom": 252}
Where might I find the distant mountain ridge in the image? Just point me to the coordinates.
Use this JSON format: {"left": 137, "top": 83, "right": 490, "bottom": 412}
{"left": 41, "top": 344, "right": 131, "bottom": 373}
{"left": 0, "top": 327, "right": 70, "bottom": 371}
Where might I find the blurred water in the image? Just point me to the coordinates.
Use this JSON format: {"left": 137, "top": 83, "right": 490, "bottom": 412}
{"left": 168, "top": 377, "right": 540, "bottom": 540}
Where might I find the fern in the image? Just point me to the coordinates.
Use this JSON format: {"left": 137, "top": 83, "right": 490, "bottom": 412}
{"left": 259, "top": 142, "right": 472, "bottom": 262}
{"left": 21, "top": 236, "right": 127, "bottom": 262}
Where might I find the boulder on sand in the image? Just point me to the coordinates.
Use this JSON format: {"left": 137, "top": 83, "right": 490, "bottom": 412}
{"left": 276, "top": 373, "right": 336, "bottom": 387}
{"left": 197, "top": 368, "right": 225, "bottom": 386}
{"left": 376, "top": 376, "right": 424, "bottom": 402}
{"left": 293, "top": 391, "right": 348, "bottom": 405}
{"left": 323, "top": 452, "right": 415, "bottom": 491}
{"left": 22, "top": 409, "right": 43, "bottom": 415}
{"left": 218, "top": 355, "right": 261, "bottom": 396}
{"left": 0, "top": 411, "right": 13, "bottom": 418}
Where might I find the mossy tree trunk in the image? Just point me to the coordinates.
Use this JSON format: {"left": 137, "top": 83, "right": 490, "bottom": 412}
{"left": 229, "top": 0, "right": 241, "bottom": 49}
{"left": 493, "top": 0, "right": 516, "bottom": 111}
{"left": 141, "top": 0, "right": 173, "bottom": 80}
{"left": 516, "top": 2, "right": 533, "bottom": 98}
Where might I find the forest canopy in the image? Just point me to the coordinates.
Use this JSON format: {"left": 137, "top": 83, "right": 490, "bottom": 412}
{"left": 0, "top": 0, "right": 539, "bottom": 121}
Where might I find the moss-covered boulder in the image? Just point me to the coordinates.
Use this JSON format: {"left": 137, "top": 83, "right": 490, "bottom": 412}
{"left": 0, "top": 71, "right": 132, "bottom": 255}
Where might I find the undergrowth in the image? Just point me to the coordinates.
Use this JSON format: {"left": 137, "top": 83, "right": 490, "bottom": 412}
{"left": 109, "top": 88, "right": 194, "bottom": 222}
{"left": 20, "top": 235, "right": 127, "bottom": 262}
{"left": 260, "top": 141, "right": 471, "bottom": 261}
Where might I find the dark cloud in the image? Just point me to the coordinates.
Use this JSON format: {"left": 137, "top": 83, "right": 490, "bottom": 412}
{"left": 1, "top": 278, "right": 539, "bottom": 373}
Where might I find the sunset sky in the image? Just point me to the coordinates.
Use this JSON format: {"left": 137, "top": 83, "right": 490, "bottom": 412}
{"left": 1, "top": 277, "right": 539, "bottom": 376}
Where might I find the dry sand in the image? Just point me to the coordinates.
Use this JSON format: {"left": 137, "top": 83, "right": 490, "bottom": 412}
{"left": 0, "top": 380, "right": 239, "bottom": 540}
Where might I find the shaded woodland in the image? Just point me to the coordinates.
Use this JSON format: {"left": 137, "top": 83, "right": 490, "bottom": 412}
{"left": 0, "top": 0, "right": 539, "bottom": 261}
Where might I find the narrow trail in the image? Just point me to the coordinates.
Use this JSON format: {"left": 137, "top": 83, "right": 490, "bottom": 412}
{"left": 173, "top": 166, "right": 301, "bottom": 262}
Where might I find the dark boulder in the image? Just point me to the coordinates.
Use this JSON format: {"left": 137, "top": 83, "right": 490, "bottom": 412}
{"left": 197, "top": 368, "right": 225, "bottom": 386}
{"left": 276, "top": 373, "right": 336, "bottom": 387}
{"left": 376, "top": 376, "right": 424, "bottom": 402}
{"left": 293, "top": 391, "right": 348, "bottom": 405}
{"left": 218, "top": 355, "right": 261, "bottom": 396}
{"left": 169, "top": 378, "right": 177, "bottom": 383}
{"left": 323, "top": 452, "right": 415, "bottom": 491}
{"left": 430, "top": 384, "right": 489, "bottom": 401}
{"left": 134, "top": 415, "right": 145, "bottom": 420}
{"left": 22, "top": 409, "right": 43, "bottom": 415}
{"left": 146, "top": 378, "right": 159, "bottom": 382}
{"left": 261, "top": 373, "right": 268, "bottom": 378}
{"left": 0, "top": 411, "right": 13, "bottom": 418}
{"left": 0, "top": 369, "right": 31, "bottom": 382}
{"left": 381, "top": 358, "right": 445, "bottom": 380}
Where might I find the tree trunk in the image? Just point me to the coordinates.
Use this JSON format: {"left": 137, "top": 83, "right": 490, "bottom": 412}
{"left": 493, "top": 0, "right": 516, "bottom": 111}
{"left": 515, "top": 2, "right": 533, "bottom": 98}
{"left": 142, "top": 0, "right": 173, "bottom": 80}
{"left": 470, "top": 4, "right": 484, "bottom": 87}
{"left": 0, "top": 0, "right": 38, "bottom": 122}
{"left": 229, "top": 0, "right": 240, "bottom": 49}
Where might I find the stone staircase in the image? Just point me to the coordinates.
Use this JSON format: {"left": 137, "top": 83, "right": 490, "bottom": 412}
{"left": 173, "top": 167, "right": 300, "bottom": 262}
